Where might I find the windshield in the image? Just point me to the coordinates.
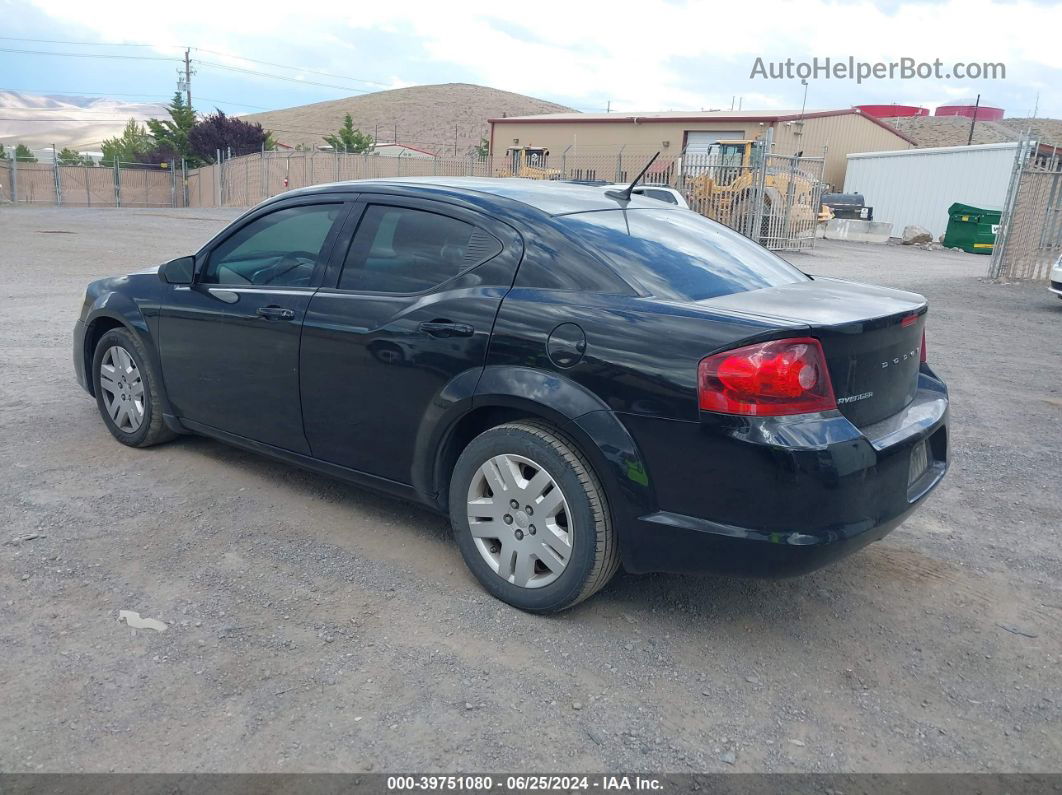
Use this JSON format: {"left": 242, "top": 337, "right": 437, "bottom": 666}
{"left": 556, "top": 209, "right": 809, "bottom": 301}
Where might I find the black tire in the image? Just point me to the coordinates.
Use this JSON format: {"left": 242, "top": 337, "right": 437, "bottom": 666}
{"left": 91, "top": 327, "right": 176, "bottom": 448}
{"left": 449, "top": 420, "right": 619, "bottom": 613}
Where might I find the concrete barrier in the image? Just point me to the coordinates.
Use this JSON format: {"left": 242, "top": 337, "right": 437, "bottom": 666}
{"left": 816, "top": 219, "right": 893, "bottom": 244}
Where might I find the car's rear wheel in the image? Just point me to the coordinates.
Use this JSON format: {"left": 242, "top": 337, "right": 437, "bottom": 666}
{"left": 449, "top": 420, "right": 619, "bottom": 613}
{"left": 91, "top": 327, "right": 175, "bottom": 448}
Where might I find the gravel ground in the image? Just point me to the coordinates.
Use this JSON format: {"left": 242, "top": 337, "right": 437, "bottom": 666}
{"left": 1, "top": 207, "right": 1060, "bottom": 774}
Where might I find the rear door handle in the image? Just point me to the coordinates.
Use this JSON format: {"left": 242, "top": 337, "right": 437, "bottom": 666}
{"left": 256, "top": 305, "right": 296, "bottom": 321}
{"left": 418, "top": 321, "right": 474, "bottom": 338}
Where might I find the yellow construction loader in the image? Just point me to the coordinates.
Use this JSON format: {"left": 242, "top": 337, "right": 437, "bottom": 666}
{"left": 685, "top": 140, "right": 832, "bottom": 235}
{"left": 501, "top": 146, "right": 561, "bottom": 180}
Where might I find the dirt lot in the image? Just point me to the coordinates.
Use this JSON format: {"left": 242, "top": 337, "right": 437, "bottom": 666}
{"left": 1, "top": 207, "right": 1060, "bottom": 774}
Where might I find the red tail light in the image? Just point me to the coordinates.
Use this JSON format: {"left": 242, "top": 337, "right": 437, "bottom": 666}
{"left": 920, "top": 329, "right": 927, "bottom": 363}
{"left": 698, "top": 337, "right": 836, "bottom": 416}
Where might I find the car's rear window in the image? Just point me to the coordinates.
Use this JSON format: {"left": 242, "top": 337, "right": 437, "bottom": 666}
{"left": 556, "top": 209, "right": 809, "bottom": 301}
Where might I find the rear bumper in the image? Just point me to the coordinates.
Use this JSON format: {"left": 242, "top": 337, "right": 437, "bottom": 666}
{"left": 616, "top": 367, "right": 949, "bottom": 577}
{"left": 73, "top": 319, "right": 91, "bottom": 395}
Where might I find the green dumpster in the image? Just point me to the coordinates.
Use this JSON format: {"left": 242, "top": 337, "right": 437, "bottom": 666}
{"left": 942, "top": 202, "right": 1002, "bottom": 254}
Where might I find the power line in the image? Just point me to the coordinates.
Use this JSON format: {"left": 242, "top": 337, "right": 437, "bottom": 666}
{"left": 0, "top": 36, "right": 393, "bottom": 89}
{"left": 0, "top": 117, "right": 143, "bottom": 121}
{"left": 195, "top": 59, "right": 374, "bottom": 94}
{"left": 1, "top": 87, "right": 172, "bottom": 98}
{"left": 0, "top": 88, "right": 274, "bottom": 111}
{"left": 196, "top": 97, "right": 273, "bottom": 111}
{"left": 0, "top": 107, "right": 163, "bottom": 114}
{"left": 0, "top": 34, "right": 592, "bottom": 111}
{"left": 0, "top": 36, "right": 161, "bottom": 47}
{"left": 191, "top": 47, "right": 390, "bottom": 87}
{"left": 0, "top": 46, "right": 176, "bottom": 61}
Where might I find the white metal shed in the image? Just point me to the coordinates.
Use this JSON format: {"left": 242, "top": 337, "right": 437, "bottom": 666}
{"left": 842, "top": 142, "right": 1019, "bottom": 239}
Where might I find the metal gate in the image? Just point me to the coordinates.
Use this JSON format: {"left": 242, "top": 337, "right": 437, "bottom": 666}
{"left": 989, "top": 138, "right": 1062, "bottom": 282}
{"left": 679, "top": 130, "right": 826, "bottom": 251}
{"left": 757, "top": 152, "right": 827, "bottom": 251}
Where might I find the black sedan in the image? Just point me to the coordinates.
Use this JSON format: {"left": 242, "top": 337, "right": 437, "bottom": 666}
{"left": 73, "top": 178, "right": 949, "bottom": 613}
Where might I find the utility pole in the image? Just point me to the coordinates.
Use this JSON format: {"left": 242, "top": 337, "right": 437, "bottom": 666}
{"left": 182, "top": 48, "right": 193, "bottom": 109}
{"left": 967, "top": 93, "right": 980, "bottom": 146}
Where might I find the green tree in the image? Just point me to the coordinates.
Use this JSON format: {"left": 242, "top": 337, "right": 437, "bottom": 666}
{"left": 323, "top": 114, "right": 373, "bottom": 153}
{"left": 14, "top": 143, "right": 37, "bottom": 163}
{"left": 0, "top": 143, "right": 7, "bottom": 160}
{"left": 472, "top": 136, "right": 490, "bottom": 159}
{"left": 100, "top": 119, "right": 153, "bottom": 166}
{"left": 57, "top": 147, "right": 91, "bottom": 166}
{"left": 146, "top": 92, "right": 199, "bottom": 164}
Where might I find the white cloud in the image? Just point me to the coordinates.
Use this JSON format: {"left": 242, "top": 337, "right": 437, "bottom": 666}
{"left": 23, "top": 0, "right": 1062, "bottom": 114}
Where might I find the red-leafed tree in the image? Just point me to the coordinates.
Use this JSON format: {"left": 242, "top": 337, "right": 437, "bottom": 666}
{"left": 188, "top": 110, "right": 270, "bottom": 163}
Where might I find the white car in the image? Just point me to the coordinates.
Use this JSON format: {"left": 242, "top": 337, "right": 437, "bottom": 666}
{"left": 1051, "top": 253, "right": 1062, "bottom": 299}
{"left": 604, "top": 183, "right": 690, "bottom": 209}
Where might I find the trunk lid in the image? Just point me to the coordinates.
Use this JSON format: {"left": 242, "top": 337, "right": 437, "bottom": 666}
{"left": 703, "top": 278, "right": 927, "bottom": 427}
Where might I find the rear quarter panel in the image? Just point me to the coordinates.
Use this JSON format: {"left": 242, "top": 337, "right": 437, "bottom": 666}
{"left": 486, "top": 289, "right": 803, "bottom": 422}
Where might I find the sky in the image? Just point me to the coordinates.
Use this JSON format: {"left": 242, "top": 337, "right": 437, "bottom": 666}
{"left": 2, "top": 0, "right": 1061, "bottom": 124}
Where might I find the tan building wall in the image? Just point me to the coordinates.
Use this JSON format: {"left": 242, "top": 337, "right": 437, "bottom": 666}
{"left": 771, "top": 113, "right": 914, "bottom": 188}
{"left": 490, "top": 111, "right": 914, "bottom": 189}
{"left": 491, "top": 119, "right": 769, "bottom": 158}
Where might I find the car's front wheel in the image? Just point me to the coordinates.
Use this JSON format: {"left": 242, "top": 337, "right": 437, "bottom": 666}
{"left": 91, "top": 327, "right": 175, "bottom": 448}
{"left": 449, "top": 420, "right": 619, "bottom": 613}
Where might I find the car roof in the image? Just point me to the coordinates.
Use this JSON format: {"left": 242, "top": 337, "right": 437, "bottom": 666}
{"left": 283, "top": 176, "right": 669, "bottom": 217}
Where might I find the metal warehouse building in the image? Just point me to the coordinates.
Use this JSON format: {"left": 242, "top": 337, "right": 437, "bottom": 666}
{"left": 489, "top": 108, "right": 916, "bottom": 189}
{"left": 843, "top": 142, "right": 1021, "bottom": 239}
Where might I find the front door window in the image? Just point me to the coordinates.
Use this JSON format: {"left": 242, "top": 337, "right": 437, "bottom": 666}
{"left": 203, "top": 204, "right": 343, "bottom": 287}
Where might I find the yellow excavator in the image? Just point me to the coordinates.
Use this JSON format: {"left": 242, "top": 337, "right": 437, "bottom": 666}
{"left": 685, "top": 140, "right": 832, "bottom": 234}
{"left": 501, "top": 146, "right": 561, "bottom": 180}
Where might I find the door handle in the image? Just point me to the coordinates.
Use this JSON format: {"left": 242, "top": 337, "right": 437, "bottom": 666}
{"left": 418, "top": 321, "right": 474, "bottom": 338}
{"left": 256, "top": 305, "right": 296, "bottom": 321}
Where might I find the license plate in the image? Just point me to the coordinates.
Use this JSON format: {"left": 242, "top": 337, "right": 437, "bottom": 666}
{"left": 909, "top": 440, "right": 929, "bottom": 485}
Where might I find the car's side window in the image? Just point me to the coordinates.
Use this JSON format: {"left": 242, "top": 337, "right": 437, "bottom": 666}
{"left": 202, "top": 203, "right": 343, "bottom": 287}
{"left": 337, "top": 204, "right": 500, "bottom": 294}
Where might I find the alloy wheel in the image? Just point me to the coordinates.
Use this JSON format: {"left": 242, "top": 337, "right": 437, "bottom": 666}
{"left": 99, "top": 345, "right": 145, "bottom": 434}
{"left": 466, "top": 453, "right": 573, "bottom": 588}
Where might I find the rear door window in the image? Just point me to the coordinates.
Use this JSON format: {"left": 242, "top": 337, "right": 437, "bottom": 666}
{"left": 556, "top": 209, "right": 808, "bottom": 301}
{"left": 338, "top": 204, "right": 500, "bottom": 294}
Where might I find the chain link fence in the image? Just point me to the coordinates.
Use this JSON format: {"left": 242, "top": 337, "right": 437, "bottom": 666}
{"left": 1, "top": 157, "right": 179, "bottom": 208}
{"left": 988, "top": 137, "right": 1062, "bottom": 282}
{"left": 2, "top": 139, "right": 829, "bottom": 250}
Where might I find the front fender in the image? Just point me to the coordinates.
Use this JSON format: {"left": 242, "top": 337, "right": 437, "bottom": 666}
{"left": 81, "top": 290, "right": 158, "bottom": 398}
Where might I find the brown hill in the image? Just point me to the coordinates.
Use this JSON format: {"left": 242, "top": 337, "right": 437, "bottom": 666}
{"left": 884, "top": 114, "right": 1019, "bottom": 148}
{"left": 999, "top": 118, "right": 1062, "bottom": 148}
{"left": 878, "top": 114, "right": 1062, "bottom": 150}
{"left": 240, "top": 83, "right": 574, "bottom": 156}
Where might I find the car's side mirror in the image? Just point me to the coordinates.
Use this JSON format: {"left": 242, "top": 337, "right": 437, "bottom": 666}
{"left": 160, "top": 256, "right": 195, "bottom": 285}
